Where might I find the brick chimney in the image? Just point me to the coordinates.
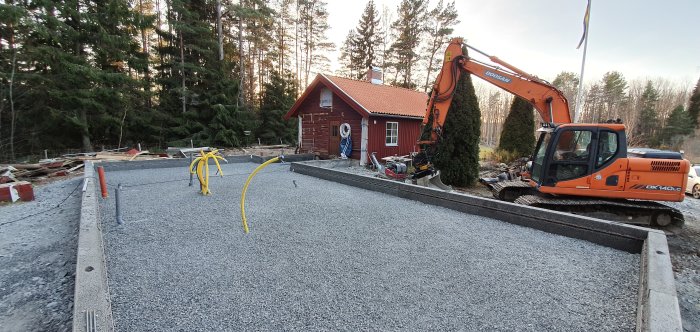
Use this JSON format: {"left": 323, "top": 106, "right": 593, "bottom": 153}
{"left": 366, "top": 67, "right": 383, "bottom": 85}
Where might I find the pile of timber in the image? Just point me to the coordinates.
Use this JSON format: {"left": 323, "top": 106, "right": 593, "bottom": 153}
{"left": 0, "top": 148, "right": 173, "bottom": 184}
{"left": 0, "top": 159, "right": 85, "bottom": 184}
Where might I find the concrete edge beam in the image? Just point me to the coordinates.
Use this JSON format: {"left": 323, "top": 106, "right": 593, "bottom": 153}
{"left": 99, "top": 155, "right": 252, "bottom": 172}
{"left": 290, "top": 161, "right": 683, "bottom": 331}
{"left": 289, "top": 161, "right": 648, "bottom": 252}
{"left": 636, "top": 232, "right": 682, "bottom": 332}
{"left": 72, "top": 162, "right": 114, "bottom": 331}
{"left": 250, "top": 153, "right": 315, "bottom": 164}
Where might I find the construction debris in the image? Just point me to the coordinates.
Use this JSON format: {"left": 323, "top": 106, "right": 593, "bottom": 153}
{"left": 0, "top": 149, "right": 172, "bottom": 185}
{"left": 0, "top": 159, "right": 85, "bottom": 184}
{"left": 166, "top": 146, "right": 219, "bottom": 158}
{"left": 478, "top": 158, "right": 528, "bottom": 185}
{"left": 0, "top": 181, "right": 34, "bottom": 202}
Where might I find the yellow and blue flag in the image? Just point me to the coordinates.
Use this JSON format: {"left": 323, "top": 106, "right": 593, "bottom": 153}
{"left": 577, "top": 0, "right": 591, "bottom": 49}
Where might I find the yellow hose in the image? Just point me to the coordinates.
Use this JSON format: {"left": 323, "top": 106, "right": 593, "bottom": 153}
{"left": 189, "top": 149, "right": 225, "bottom": 195}
{"left": 240, "top": 157, "right": 280, "bottom": 233}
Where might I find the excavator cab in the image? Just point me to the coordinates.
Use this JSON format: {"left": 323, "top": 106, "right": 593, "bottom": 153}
{"left": 529, "top": 124, "right": 627, "bottom": 189}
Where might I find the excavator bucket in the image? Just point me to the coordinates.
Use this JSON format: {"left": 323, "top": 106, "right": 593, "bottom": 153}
{"left": 427, "top": 171, "right": 452, "bottom": 192}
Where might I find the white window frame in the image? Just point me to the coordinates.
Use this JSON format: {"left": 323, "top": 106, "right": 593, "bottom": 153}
{"left": 320, "top": 88, "right": 332, "bottom": 108}
{"left": 385, "top": 122, "right": 398, "bottom": 146}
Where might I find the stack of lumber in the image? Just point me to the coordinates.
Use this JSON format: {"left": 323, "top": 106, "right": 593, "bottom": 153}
{"left": 0, "top": 159, "right": 85, "bottom": 184}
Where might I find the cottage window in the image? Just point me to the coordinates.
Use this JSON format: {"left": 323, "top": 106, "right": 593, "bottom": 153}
{"left": 386, "top": 122, "right": 398, "bottom": 146}
{"left": 320, "top": 88, "right": 332, "bottom": 108}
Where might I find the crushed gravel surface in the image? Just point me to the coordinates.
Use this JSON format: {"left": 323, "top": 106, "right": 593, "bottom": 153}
{"left": 0, "top": 178, "right": 81, "bottom": 332}
{"left": 99, "top": 163, "right": 640, "bottom": 331}
{"left": 666, "top": 197, "right": 700, "bottom": 331}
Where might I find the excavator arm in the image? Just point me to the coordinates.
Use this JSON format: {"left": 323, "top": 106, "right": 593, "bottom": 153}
{"left": 423, "top": 37, "right": 571, "bottom": 143}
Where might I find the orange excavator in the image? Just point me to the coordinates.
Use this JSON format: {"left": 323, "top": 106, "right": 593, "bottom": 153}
{"left": 416, "top": 37, "right": 690, "bottom": 230}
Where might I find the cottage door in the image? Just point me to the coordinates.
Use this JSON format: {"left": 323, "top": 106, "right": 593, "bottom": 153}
{"left": 329, "top": 120, "right": 340, "bottom": 157}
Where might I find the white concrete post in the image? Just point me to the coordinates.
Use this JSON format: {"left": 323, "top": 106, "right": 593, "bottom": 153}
{"left": 360, "top": 117, "right": 369, "bottom": 166}
{"left": 298, "top": 115, "right": 303, "bottom": 149}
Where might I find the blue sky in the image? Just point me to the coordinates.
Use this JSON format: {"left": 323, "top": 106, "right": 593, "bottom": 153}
{"left": 327, "top": 0, "right": 700, "bottom": 85}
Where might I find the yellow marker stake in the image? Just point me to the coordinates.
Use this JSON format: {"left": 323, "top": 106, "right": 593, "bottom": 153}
{"left": 240, "top": 157, "right": 280, "bottom": 233}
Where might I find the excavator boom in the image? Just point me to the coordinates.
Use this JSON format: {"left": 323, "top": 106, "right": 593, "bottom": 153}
{"left": 423, "top": 38, "right": 570, "bottom": 142}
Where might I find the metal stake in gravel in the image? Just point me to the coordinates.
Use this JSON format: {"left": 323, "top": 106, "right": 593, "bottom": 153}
{"left": 115, "top": 183, "right": 124, "bottom": 225}
{"left": 188, "top": 140, "right": 194, "bottom": 187}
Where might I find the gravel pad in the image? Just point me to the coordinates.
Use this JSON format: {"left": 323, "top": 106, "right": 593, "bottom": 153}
{"left": 0, "top": 178, "right": 81, "bottom": 332}
{"left": 99, "top": 163, "right": 639, "bottom": 331}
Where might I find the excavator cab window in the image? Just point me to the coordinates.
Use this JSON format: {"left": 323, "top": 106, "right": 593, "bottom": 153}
{"left": 596, "top": 131, "right": 618, "bottom": 168}
{"left": 545, "top": 129, "right": 593, "bottom": 184}
{"left": 530, "top": 132, "right": 551, "bottom": 183}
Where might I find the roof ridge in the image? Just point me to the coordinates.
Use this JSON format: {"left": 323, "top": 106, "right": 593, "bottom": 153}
{"left": 325, "top": 74, "right": 428, "bottom": 95}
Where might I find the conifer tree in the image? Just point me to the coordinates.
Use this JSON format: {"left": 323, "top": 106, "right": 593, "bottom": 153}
{"left": 552, "top": 71, "right": 579, "bottom": 120}
{"left": 155, "top": 0, "right": 249, "bottom": 147}
{"left": 637, "top": 80, "right": 660, "bottom": 146}
{"left": 4, "top": 0, "right": 145, "bottom": 153}
{"left": 658, "top": 105, "right": 694, "bottom": 148}
{"left": 688, "top": 77, "right": 700, "bottom": 128}
{"left": 388, "top": 0, "right": 428, "bottom": 88}
{"left": 498, "top": 97, "right": 535, "bottom": 159}
{"left": 297, "top": 0, "right": 334, "bottom": 87}
{"left": 430, "top": 46, "right": 480, "bottom": 187}
{"left": 257, "top": 70, "right": 298, "bottom": 144}
{"left": 338, "top": 29, "right": 362, "bottom": 78}
{"left": 422, "top": 0, "right": 458, "bottom": 91}
{"left": 352, "top": 0, "right": 382, "bottom": 78}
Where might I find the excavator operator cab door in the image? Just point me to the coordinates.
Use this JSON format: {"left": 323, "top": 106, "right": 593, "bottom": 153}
{"left": 530, "top": 126, "right": 626, "bottom": 188}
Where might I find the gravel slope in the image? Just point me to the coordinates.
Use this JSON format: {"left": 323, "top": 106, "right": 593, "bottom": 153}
{"left": 100, "top": 163, "right": 640, "bottom": 331}
{"left": 0, "top": 178, "right": 82, "bottom": 332}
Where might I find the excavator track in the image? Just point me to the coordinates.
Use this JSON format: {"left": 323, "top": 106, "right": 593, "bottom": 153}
{"left": 488, "top": 180, "right": 536, "bottom": 201}
{"left": 488, "top": 180, "right": 684, "bottom": 233}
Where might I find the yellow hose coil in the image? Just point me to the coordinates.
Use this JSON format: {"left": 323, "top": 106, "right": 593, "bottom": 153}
{"left": 240, "top": 157, "right": 280, "bottom": 233}
{"left": 189, "top": 149, "right": 225, "bottom": 195}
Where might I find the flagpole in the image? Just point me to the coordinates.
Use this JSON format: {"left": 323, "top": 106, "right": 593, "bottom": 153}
{"left": 574, "top": 0, "right": 591, "bottom": 123}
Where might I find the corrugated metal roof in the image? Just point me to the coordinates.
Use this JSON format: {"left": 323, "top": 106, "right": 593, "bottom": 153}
{"left": 323, "top": 75, "right": 428, "bottom": 118}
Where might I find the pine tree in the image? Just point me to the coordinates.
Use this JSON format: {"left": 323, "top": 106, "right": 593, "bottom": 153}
{"left": 235, "top": 0, "right": 275, "bottom": 107}
{"left": 388, "top": 0, "right": 428, "bottom": 88}
{"left": 637, "top": 80, "right": 660, "bottom": 146}
{"left": 337, "top": 29, "right": 362, "bottom": 78}
{"left": 422, "top": 0, "right": 458, "bottom": 91}
{"left": 89, "top": 0, "right": 150, "bottom": 148}
{"left": 155, "top": 0, "right": 248, "bottom": 147}
{"left": 658, "top": 105, "right": 694, "bottom": 148}
{"left": 297, "top": 0, "right": 334, "bottom": 87}
{"left": 498, "top": 97, "right": 535, "bottom": 159}
{"left": 352, "top": 0, "right": 382, "bottom": 79}
{"left": 601, "top": 71, "right": 628, "bottom": 120}
{"left": 688, "top": 77, "right": 700, "bottom": 128}
{"left": 0, "top": 2, "right": 29, "bottom": 160}
{"left": 430, "top": 46, "right": 480, "bottom": 187}
{"left": 2, "top": 1, "right": 146, "bottom": 155}
{"left": 257, "top": 70, "right": 298, "bottom": 144}
{"left": 552, "top": 71, "right": 579, "bottom": 121}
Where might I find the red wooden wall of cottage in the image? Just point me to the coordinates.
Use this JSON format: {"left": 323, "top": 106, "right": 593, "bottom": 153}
{"left": 367, "top": 117, "right": 422, "bottom": 159}
{"left": 296, "top": 84, "right": 363, "bottom": 159}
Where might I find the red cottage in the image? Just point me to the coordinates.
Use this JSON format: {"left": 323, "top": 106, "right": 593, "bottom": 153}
{"left": 284, "top": 70, "right": 428, "bottom": 165}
